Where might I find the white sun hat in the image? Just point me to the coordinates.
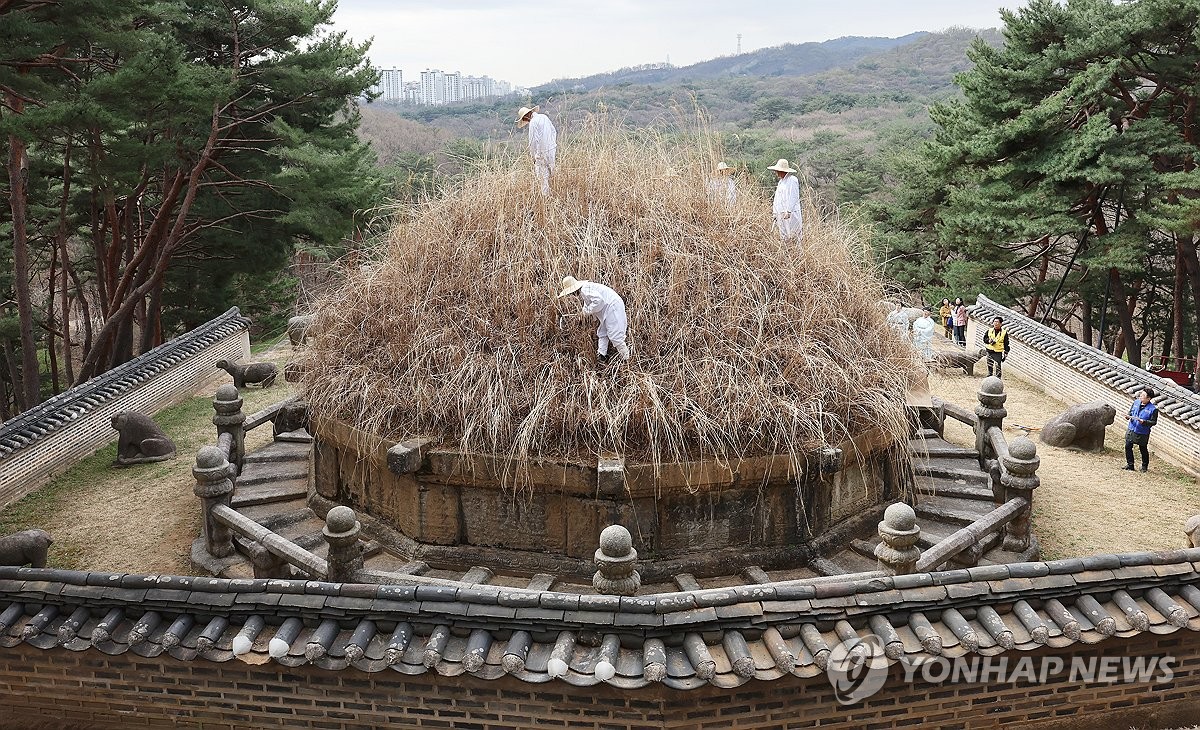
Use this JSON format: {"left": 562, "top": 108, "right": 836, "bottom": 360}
{"left": 557, "top": 276, "right": 586, "bottom": 297}
{"left": 767, "top": 158, "right": 797, "bottom": 173}
{"left": 715, "top": 161, "right": 733, "bottom": 173}
{"left": 516, "top": 105, "right": 539, "bottom": 127}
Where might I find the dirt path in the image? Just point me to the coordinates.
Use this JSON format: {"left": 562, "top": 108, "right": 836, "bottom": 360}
{"left": 0, "top": 342, "right": 296, "bottom": 574}
{"left": 929, "top": 355, "right": 1200, "bottom": 559}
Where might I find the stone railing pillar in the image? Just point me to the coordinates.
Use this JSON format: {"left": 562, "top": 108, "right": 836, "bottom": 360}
{"left": 1001, "top": 437, "right": 1040, "bottom": 552}
{"left": 193, "top": 445, "right": 236, "bottom": 558}
{"left": 974, "top": 376, "right": 1007, "bottom": 466}
{"left": 593, "top": 525, "right": 641, "bottom": 596}
{"left": 324, "top": 506, "right": 364, "bottom": 582}
{"left": 212, "top": 384, "right": 246, "bottom": 474}
{"left": 874, "top": 503, "right": 921, "bottom": 575}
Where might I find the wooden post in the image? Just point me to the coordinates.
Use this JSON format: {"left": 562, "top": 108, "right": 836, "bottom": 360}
{"left": 212, "top": 384, "right": 245, "bottom": 475}
{"left": 193, "top": 445, "right": 236, "bottom": 558}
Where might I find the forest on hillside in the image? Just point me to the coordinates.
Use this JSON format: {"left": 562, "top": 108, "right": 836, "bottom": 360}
{"left": 0, "top": 0, "right": 381, "bottom": 417}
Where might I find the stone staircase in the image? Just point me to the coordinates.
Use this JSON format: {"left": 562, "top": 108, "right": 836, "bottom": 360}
{"left": 212, "top": 426, "right": 1022, "bottom": 585}
{"left": 814, "top": 426, "right": 1021, "bottom": 576}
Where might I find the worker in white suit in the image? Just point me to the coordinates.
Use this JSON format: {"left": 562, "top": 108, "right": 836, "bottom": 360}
{"left": 708, "top": 162, "right": 737, "bottom": 205}
{"left": 911, "top": 307, "right": 936, "bottom": 361}
{"left": 768, "top": 158, "right": 802, "bottom": 240}
{"left": 517, "top": 105, "right": 557, "bottom": 195}
{"left": 558, "top": 276, "right": 630, "bottom": 363}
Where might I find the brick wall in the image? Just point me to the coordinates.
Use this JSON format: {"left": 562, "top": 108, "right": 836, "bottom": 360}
{"left": 1, "top": 631, "right": 1198, "bottom": 729}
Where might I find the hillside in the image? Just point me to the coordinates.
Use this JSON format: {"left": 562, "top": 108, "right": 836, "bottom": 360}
{"left": 358, "top": 28, "right": 1000, "bottom": 206}
{"left": 535, "top": 33, "right": 928, "bottom": 92}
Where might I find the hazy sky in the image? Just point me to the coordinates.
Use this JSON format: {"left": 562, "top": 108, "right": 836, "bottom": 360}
{"left": 329, "top": 1, "right": 1028, "bottom": 88}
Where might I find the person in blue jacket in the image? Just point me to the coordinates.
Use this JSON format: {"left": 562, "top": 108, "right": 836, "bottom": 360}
{"left": 1124, "top": 387, "right": 1159, "bottom": 472}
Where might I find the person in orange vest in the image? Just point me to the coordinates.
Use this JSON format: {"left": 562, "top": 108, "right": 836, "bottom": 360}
{"left": 982, "top": 316, "right": 1010, "bottom": 378}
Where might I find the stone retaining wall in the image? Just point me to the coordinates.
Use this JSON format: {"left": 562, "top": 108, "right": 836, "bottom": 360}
{"left": 311, "top": 416, "right": 907, "bottom": 578}
{"left": 0, "top": 631, "right": 1195, "bottom": 729}
{"left": 0, "top": 308, "right": 251, "bottom": 507}
{"left": 967, "top": 295, "right": 1200, "bottom": 475}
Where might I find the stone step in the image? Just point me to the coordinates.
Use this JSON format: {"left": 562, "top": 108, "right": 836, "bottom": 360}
{"left": 237, "top": 499, "right": 313, "bottom": 532}
{"left": 741, "top": 566, "right": 771, "bottom": 584}
{"left": 242, "top": 441, "right": 311, "bottom": 464}
{"left": 915, "top": 477, "right": 995, "bottom": 502}
{"left": 913, "top": 444, "right": 979, "bottom": 459}
{"left": 304, "top": 536, "right": 384, "bottom": 562}
{"left": 231, "top": 478, "right": 308, "bottom": 508}
{"left": 827, "top": 549, "right": 879, "bottom": 575}
{"left": 915, "top": 495, "right": 990, "bottom": 527}
{"left": 915, "top": 462, "right": 989, "bottom": 485}
{"left": 808, "top": 556, "right": 847, "bottom": 576}
{"left": 911, "top": 427, "right": 941, "bottom": 440}
{"left": 236, "top": 464, "right": 310, "bottom": 487}
{"left": 850, "top": 538, "right": 879, "bottom": 560}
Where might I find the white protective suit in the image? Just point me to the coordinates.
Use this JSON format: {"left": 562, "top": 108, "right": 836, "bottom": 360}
{"left": 911, "top": 314, "right": 936, "bottom": 361}
{"left": 527, "top": 112, "right": 557, "bottom": 195}
{"left": 708, "top": 177, "right": 737, "bottom": 205}
{"left": 772, "top": 172, "right": 803, "bottom": 240}
{"left": 578, "top": 281, "right": 630, "bottom": 361}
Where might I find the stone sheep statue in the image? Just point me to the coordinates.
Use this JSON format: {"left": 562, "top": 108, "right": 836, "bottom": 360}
{"left": 1040, "top": 400, "right": 1117, "bottom": 451}
{"left": 287, "top": 314, "right": 315, "bottom": 348}
{"left": 1186, "top": 515, "right": 1200, "bottom": 548}
{"left": 0, "top": 529, "right": 53, "bottom": 568}
{"left": 110, "top": 412, "right": 177, "bottom": 466}
{"left": 931, "top": 348, "right": 985, "bottom": 376}
{"left": 216, "top": 358, "right": 278, "bottom": 389}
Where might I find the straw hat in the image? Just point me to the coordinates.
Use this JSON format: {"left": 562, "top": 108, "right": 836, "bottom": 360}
{"left": 516, "top": 105, "right": 539, "bottom": 127}
{"left": 557, "top": 276, "right": 585, "bottom": 297}
{"left": 715, "top": 162, "right": 732, "bottom": 174}
{"left": 767, "top": 158, "right": 797, "bottom": 173}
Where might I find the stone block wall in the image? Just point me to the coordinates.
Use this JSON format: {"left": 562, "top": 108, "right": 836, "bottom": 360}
{"left": 310, "top": 417, "right": 904, "bottom": 578}
{"left": 0, "top": 631, "right": 1197, "bottom": 729}
{"left": 0, "top": 308, "right": 251, "bottom": 507}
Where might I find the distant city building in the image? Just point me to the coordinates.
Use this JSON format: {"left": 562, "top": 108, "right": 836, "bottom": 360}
{"left": 371, "top": 68, "right": 404, "bottom": 103}
{"left": 370, "top": 65, "right": 519, "bottom": 105}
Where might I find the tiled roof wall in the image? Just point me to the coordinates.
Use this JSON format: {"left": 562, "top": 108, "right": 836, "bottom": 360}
{"left": 968, "top": 295, "right": 1200, "bottom": 472}
{"left": 0, "top": 308, "right": 251, "bottom": 506}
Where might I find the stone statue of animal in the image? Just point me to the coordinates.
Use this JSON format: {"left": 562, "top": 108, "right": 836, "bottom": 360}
{"left": 1040, "top": 401, "right": 1117, "bottom": 451}
{"left": 931, "top": 348, "right": 985, "bottom": 376}
{"left": 216, "top": 358, "right": 278, "bottom": 388}
{"left": 110, "top": 412, "right": 177, "bottom": 465}
{"left": 287, "top": 314, "right": 315, "bottom": 348}
{"left": 0, "top": 529, "right": 53, "bottom": 568}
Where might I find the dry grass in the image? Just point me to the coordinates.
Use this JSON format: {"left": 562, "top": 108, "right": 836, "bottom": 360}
{"left": 301, "top": 117, "right": 919, "bottom": 484}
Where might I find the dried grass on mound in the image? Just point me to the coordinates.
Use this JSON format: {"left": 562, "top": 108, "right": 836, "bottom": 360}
{"left": 301, "top": 118, "right": 918, "bottom": 479}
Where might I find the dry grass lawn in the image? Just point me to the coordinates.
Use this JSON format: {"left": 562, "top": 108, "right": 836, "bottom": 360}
{"left": 0, "top": 342, "right": 295, "bottom": 574}
{"left": 930, "top": 364, "right": 1200, "bottom": 559}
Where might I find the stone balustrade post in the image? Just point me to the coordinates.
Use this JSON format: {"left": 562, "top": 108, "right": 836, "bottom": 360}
{"left": 324, "top": 506, "right": 364, "bottom": 582}
{"left": 1001, "top": 437, "right": 1040, "bottom": 553}
{"left": 974, "top": 376, "right": 1007, "bottom": 467}
{"left": 874, "top": 503, "right": 921, "bottom": 575}
{"left": 593, "top": 525, "right": 641, "bottom": 596}
{"left": 193, "top": 445, "right": 236, "bottom": 558}
{"left": 212, "top": 384, "right": 246, "bottom": 474}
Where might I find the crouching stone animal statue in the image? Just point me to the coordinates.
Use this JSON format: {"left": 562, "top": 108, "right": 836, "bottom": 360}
{"left": 932, "top": 348, "right": 985, "bottom": 376}
{"left": 111, "top": 412, "right": 177, "bottom": 466}
{"left": 1040, "top": 400, "right": 1117, "bottom": 451}
{"left": 0, "top": 529, "right": 53, "bottom": 568}
{"left": 287, "top": 314, "right": 315, "bottom": 348}
{"left": 216, "top": 358, "right": 278, "bottom": 388}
